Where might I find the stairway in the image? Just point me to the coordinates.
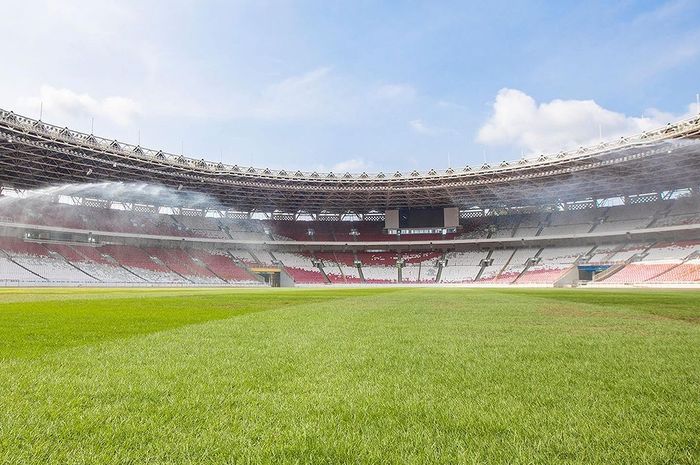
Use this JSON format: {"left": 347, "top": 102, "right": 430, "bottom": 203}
{"left": 247, "top": 250, "right": 263, "bottom": 265}
{"left": 186, "top": 250, "right": 227, "bottom": 283}
{"left": 474, "top": 249, "right": 493, "bottom": 281}
{"left": 514, "top": 248, "right": 544, "bottom": 283}
{"left": 592, "top": 264, "right": 625, "bottom": 282}
{"left": 588, "top": 207, "right": 610, "bottom": 233}
{"left": 645, "top": 202, "right": 674, "bottom": 228}
{"left": 435, "top": 253, "right": 446, "bottom": 283}
{"left": 495, "top": 248, "right": 518, "bottom": 279}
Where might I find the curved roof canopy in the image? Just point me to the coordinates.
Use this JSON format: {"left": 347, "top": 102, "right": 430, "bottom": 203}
{"left": 1, "top": 108, "right": 700, "bottom": 213}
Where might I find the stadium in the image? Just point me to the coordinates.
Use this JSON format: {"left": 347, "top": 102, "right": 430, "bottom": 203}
{"left": 1, "top": 108, "right": 700, "bottom": 287}
{"left": 2, "top": 107, "right": 700, "bottom": 464}
{"left": 2, "top": 2, "right": 700, "bottom": 464}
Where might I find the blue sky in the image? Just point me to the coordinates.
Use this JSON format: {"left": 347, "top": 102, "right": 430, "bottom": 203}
{"left": 1, "top": 0, "right": 699, "bottom": 172}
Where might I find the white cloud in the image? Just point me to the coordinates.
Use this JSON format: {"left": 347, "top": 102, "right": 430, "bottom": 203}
{"left": 44, "top": 0, "right": 138, "bottom": 42}
{"left": 436, "top": 100, "right": 466, "bottom": 110}
{"left": 477, "top": 88, "right": 695, "bottom": 154}
{"left": 313, "top": 158, "right": 372, "bottom": 173}
{"left": 251, "top": 67, "right": 335, "bottom": 120}
{"left": 21, "top": 85, "right": 140, "bottom": 126}
{"left": 409, "top": 119, "right": 439, "bottom": 136}
{"left": 375, "top": 83, "right": 416, "bottom": 102}
{"left": 330, "top": 158, "right": 371, "bottom": 173}
{"left": 236, "top": 69, "right": 418, "bottom": 122}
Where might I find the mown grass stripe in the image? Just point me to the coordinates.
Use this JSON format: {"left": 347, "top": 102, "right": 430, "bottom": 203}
{"left": 0, "top": 288, "right": 698, "bottom": 464}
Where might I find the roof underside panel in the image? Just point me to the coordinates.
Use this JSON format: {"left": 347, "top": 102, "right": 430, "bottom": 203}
{"left": 1, "top": 110, "right": 700, "bottom": 213}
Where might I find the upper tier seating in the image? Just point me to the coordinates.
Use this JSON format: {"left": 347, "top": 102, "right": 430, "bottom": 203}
{"left": 0, "top": 237, "right": 49, "bottom": 256}
{"left": 1, "top": 194, "right": 699, "bottom": 286}
{"left": 43, "top": 243, "right": 85, "bottom": 261}
{"left": 3, "top": 197, "right": 700, "bottom": 244}
{"left": 655, "top": 198, "right": 700, "bottom": 227}
{"left": 593, "top": 219, "right": 650, "bottom": 233}
{"left": 228, "top": 249, "right": 258, "bottom": 265}
{"left": 592, "top": 203, "right": 662, "bottom": 233}
{"left": 540, "top": 223, "right": 591, "bottom": 236}
{"left": 69, "top": 245, "right": 114, "bottom": 264}
{"left": 548, "top": 208, "right": 600, "bottom": 226}
{"left": 315, "top": 252, "right": 355, "bottom": 266}
{"left": 175, "top": 215, "right": 219, "bottom": 231}
{"left": 608, "top": 243, "right": 650, "bottom": 262}
{"left": 459, "top": 220, "right": 490, "bottom": 239}
{"left": 587, "top": 245, "right": 618, "bottom": 263}
{"left": 606, "top": 203, "right": 660, "bottom": 222}
{"left": 252, "top": 250, "right": 275, "bottom": 265}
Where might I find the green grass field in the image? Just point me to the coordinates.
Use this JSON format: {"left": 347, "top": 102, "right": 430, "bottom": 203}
{"left": 0, "top": 287, "right": 698, "bottom": 464}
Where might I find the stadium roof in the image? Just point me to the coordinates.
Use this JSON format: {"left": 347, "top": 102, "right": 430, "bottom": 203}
{"left": 1, "top": 108, "right": 700, "bottom": 213}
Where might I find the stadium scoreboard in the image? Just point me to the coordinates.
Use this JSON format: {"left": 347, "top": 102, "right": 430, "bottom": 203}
{"left": 384, "top": 207, "right": 459, "bottom": 235}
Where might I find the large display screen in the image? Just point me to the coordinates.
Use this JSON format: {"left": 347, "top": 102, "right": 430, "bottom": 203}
{"left": 398, "top": 208, "right": 444, "bottom": 228}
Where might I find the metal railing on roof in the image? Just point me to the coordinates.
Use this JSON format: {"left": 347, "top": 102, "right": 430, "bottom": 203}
{"left": 1, "top": 107, "right": 699, "bottom": 182}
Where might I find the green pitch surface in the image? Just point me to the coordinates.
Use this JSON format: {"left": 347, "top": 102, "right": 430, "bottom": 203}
{"left": 1, "top": 288, "right": 699, "bottom": 464}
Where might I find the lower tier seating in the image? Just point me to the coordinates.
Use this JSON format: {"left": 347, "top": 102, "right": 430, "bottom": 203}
{"left": 516, "top": 266, "right": 570, "bottom": 284}
{"left": 647, "top": 260, "right": 700, "bottom": 282}
{"left": 602, "top": 262, "right": 678, "bottom": 284}
{"left": 1, "top": 234, "right": 700, "bottom": 286}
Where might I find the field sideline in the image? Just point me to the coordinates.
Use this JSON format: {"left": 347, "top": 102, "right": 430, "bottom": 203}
{"left": 0, "top": 287, "right": 698, "bottom": 464}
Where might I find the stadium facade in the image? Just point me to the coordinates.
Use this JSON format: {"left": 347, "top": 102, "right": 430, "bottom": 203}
{"left": 1, "top": 108, "right": 700, "bottom": 287}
